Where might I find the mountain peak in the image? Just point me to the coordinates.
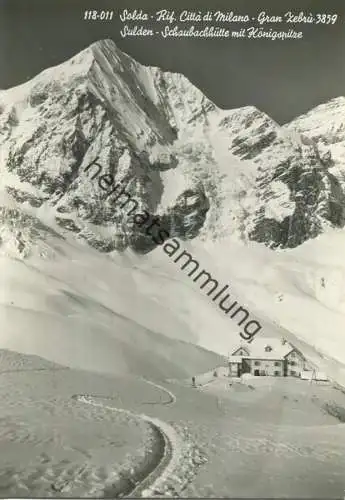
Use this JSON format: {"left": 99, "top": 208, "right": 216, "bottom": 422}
{"left": 76, "top": 39, "right": 131, "bottom": 74}
{"left": 1, "top": 40, "right": 345, "bottom": 257}
{"left": 88, "top": 38, "right": 122, "bottom": 57}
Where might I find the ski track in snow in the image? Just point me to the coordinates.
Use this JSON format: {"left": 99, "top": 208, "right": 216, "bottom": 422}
{"left": 76, "top": 380, "right": 200, "bottom": 498}
{"left": 140, "top": 378, "right": 177, "bottom": 406}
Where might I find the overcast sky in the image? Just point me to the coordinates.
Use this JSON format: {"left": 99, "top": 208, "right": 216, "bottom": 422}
{"left": 1, "top": 0, "right": 344, "bottom": 123}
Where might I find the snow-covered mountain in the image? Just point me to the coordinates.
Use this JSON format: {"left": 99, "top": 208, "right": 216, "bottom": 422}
{"left": 1, "top": 40, "right": 345, "bottom": 384}
{"left": 286, "top": 96, "right": 345, "bottom": 186}
{"left": 1, "top": 39, "right": 344, "bottom": 256}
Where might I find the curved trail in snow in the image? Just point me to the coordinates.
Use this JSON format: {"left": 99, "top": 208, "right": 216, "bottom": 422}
{"left": 75, "top": 380, "right": 188, "bottom": 498}
{"left": 140, "top": 378, "right": 177, "bottom": 406}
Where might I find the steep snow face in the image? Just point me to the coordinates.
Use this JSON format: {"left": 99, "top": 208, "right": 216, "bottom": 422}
{"left": 1, "top": 39, "right": 344, "bottom": 256}
{"left": 218, "top": 105, "right": 345, "bottom": 248}
{"left": 285, "top": 96, "right": 345, "bottom": 186}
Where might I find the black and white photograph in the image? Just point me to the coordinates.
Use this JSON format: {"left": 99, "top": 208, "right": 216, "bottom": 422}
{"left": 1, "top": 0, "right": 345, "bottom": 497}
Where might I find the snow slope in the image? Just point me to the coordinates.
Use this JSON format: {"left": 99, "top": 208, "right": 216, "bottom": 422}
{"left": 0, "top": 202, "right": 345, "bottom": 386}
{"left": 0, "top": 350, "right": 169, "bottom": 498}
{"left": 2, "top": 349, "right": 345, "bottom": 498}
{"left": 0, "top": 241, "right": 224, "bottom": 379}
